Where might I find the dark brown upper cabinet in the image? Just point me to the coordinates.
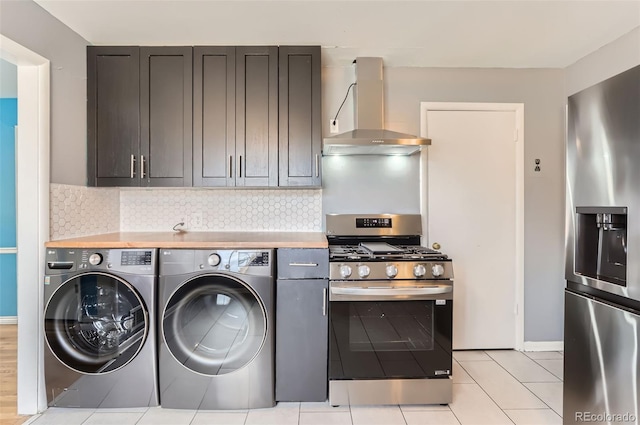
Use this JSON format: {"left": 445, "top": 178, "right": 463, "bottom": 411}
{"left": 193, "top": 46, "right": 236, "bottom": 187}
{"left": 90, "top": 45, "right": 320, "bottom": 188}
{"left": 140, "top": 47, "right": 193, "bottom": 187}
{"left": 88, "top": 46, "right": 140, "bottom": 187}
{"left": 88, "top": 46, "right": 192, "bottom": 187}
{"left": 278, "top": 46, "right": 322, "bottom": 187}
{"left": 193, "top": 46, "right": 279, "bottom": 187}
{"left": 236, "top": 46, "right": 279, "bottom": 187}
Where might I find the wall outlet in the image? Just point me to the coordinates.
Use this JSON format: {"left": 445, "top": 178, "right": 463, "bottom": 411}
{"left": 330, "top": 119, "right": 339, "bottom": 134}
{"left": 190, "top": 212, "right": 203, "bottom": 228}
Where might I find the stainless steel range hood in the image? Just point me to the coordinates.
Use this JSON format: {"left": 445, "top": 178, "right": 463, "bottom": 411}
{"left": 323, "top": 57, "right": 431, "bottom": 155}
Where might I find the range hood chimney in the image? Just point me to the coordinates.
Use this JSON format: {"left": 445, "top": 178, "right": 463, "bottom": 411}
{"left": 322, "top": 57, "right": 431, "bottom": 155}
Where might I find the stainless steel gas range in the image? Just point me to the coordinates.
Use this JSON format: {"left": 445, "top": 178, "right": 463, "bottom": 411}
{"left": 326, "top": 214, "right": 453, "bottom": 406}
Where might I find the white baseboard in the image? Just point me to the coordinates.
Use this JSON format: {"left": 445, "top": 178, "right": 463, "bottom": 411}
{"left": 523, "top": 340, "right": 563, "bottom": 352}
{"left": 0, "top": 316, "right": 18, "bottom": 325}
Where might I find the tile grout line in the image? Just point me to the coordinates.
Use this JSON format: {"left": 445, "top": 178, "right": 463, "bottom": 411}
{"left": 456, "top": 355, "right": 517, "bottom": 425}
{"left": 481, "top": 350, "right": 560, "bottom": 414}
{"left": 486, "top": 351, "right": 562, "bottom": 383}
{"left": 532, "top": 357, "right": 564, "bottom": 381}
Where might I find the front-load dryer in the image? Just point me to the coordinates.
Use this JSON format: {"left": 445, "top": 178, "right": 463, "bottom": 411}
{"left": 44, "top": 248, "right": 159, "bottom": 408}
{"left": 158, "top": 249, "right": 275, "bottom": 409}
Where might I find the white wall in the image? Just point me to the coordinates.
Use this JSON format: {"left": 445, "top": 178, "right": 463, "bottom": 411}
{"left": 0, "top": 0, "right": 88, "bottom": 186}
{"left": 565, "top": 27, "right": 640, "bottom": 95}
{"left": 322, "top": 64, "right": 566, "bottom": 343}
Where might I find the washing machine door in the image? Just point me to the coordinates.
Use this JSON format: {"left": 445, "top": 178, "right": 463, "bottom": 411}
{"left": 44, "top": 273, "right": 148, "bottom": 374}
{"left": 163, "top": 274, "right": 267, "bottom": 376}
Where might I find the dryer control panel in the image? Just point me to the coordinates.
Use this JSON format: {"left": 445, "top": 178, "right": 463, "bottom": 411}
{"left": 45, "top": 249, "right": 157, "bottom": 275}
{"left": 159, "top": 249, "right": 274, "bottom": 277}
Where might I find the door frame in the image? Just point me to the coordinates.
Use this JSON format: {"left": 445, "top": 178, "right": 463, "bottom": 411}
{"left": 419, "top": 102, "right": 524, "bottom": 351}
{"left": 1, "top": 34, "right": 50, "bottom": 414}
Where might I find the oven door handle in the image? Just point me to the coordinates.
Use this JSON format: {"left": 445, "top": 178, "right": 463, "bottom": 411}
{"left": 330, "top": 285, "right": 452, "bottom": 301}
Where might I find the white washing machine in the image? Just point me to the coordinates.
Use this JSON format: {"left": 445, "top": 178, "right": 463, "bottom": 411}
{"left": 158, "top": 249, "right": 275, "bottom": 409}
{"left": 43, "top": 248, "right": 159, "bottom": 408}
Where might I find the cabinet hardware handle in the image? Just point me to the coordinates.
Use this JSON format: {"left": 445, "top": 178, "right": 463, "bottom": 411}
{"left": 130, "top": 155, "right": 136, "bottom": 178}
{"left": 315, "top": 154, "right": 320, "bottom": 177}
{"left": 288, "top": 262, "right": 318, "bottom": 267}
{"left": 239, "top": 155, "right": 242, "bottom": 178}
{"left": 229, "top": 156, "right": 233, "bottom": 178}
{"left": 322, "top": 288, "right": 327, "bottom": 316}
{"left": 141, "top": 155, "right": 146, "bottom": 179}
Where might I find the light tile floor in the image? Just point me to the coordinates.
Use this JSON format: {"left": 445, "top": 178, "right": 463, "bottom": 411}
{"left": 25, "top": 350, "right": 563, "bottom": 425}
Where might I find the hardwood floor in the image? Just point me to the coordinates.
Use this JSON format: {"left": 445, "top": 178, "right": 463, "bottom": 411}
{"left": 0, "top": 325, "right": 30, "bottom": 425}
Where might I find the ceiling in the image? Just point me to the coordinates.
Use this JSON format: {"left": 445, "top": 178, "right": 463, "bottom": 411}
{"left": 34, "top": 0, "right": 640, "bottom": 68}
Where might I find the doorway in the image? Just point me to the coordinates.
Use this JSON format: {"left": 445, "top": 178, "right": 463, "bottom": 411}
{"left": 0, "top": 35, "right": 50, "bottom": 414}
{"left": 0, "top": 58, "right": 17, "bottom": 324}
{"left": 420, "top": 102, "right": 524, "bottom": 350}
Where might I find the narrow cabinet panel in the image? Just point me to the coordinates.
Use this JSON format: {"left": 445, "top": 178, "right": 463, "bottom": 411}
{"left": 87, "top": 46, "right": 140, "bottom": 187}
{"left": 140, "top": 47, "right": 193, "bottom": 187}
{"left": 236, "top": 46, "right": 278, "bottom": 187}
{"left": 276, "top": 278, "right": 328, "bottom": 402}
{"left": 193, "top": 47, "right": 235, "bottom": 187}
{"left": 278, "top": 46, "right": 321, "bottom": 187}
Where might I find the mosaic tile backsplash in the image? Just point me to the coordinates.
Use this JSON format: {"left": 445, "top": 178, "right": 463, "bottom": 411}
{"left": 120, "top": 188, "right": 323, "bottom": 232}
{"left": 50, "top": 185, "right": 323, "bottom": 238}
{"left": 50, "top": 184, "right": 119, "bottom": 240}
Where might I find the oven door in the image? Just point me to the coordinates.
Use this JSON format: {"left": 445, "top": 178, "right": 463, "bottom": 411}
{"left": 329, "top": 281, "right": 452, "bottom": 380}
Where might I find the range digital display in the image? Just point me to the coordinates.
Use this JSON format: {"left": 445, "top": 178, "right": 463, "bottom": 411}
{"left": 356, "top": 218, "right": 392, "bottom": 228}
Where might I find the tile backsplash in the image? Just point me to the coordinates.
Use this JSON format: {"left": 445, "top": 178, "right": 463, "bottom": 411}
{"left": 120, "top": 188, "right": 323, "bottom": 232}
{"left": 50, "top": 185, "right": 323, "bottom": 239}
{"left": 50, "top": 184, "right": 119, "bottom": 240}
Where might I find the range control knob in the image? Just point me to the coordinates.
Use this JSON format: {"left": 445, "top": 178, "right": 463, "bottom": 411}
{"left": 358, "top": 265, "right": 371, "bottom": 278}
{"left": 208, "top": 253, "right": 221, "bottom": 267}
{"left": 88, "top": 253, "right": 103, "bottom": 266}
{"left": 385, "top": 264, "right": 398, "bottom": 278}
{"left": 340, "top": 265, "right": 353, "bottom": 278}
{"left": 413, "top": 264, "right": 427, "bottom": 278}
{"left": 432, "top": 264, "right": 445, "bottom": 277}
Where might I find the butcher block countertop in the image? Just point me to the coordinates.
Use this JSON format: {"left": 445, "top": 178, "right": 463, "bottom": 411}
{"left": 45, "top": 231, "right": 328, "bottom": 249}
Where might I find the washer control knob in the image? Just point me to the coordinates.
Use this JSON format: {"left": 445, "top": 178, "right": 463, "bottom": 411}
{"left": 386, "top": 264, "right": 398, "bottom": 278}
{"left": 432, "top": 264, "right": 445, "bottom": 277}
{"left": 208, "top": 253, "right": 221, "bottom": 267}
{"left": 358, "top": 265, "right": 371, "bottom": 278}
{"left": 340, "top": 265, "right": 353, "bottom": 278}
{"left": 88, "top": 253, "right": 103, "bottom": 266}
{"left": 413, "top": 264, "right": 427, "bottom": 278}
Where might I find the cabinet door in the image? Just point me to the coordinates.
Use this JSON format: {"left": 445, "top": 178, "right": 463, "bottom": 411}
{"left": 278, "top": 46, "right": 322, "bottom": 187}
{"left": 236, "top": 46, "right": 278, "bottom": 187}
{"left": 276, "top": 278, "right": 328, "bottom": 402}
{"left": 193, "top": 47, "right": 235, "bottom": 187}
{"left": 140, "top": 47, "right": 193, "bottom": 187}
{"left": 87, "top": 46, "right": 140, "bottom": 187}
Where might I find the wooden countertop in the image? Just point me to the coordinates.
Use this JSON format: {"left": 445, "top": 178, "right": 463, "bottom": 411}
{"left": 45, "top": 231, "right": 328, "bottom": 249}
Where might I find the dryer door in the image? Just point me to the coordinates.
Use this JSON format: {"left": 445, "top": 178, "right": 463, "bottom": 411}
{"left": 44, "top": 272, "right": 149, "bottom": 374}
{"left": 162, "top": 274, "right": 267, "bottom": 375}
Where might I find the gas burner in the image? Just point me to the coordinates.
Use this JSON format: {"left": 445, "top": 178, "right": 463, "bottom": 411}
{"left": 328, "top": 244, "right": 448, "bottom": 262}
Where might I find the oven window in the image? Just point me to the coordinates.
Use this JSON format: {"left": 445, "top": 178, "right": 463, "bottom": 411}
{"left": 330, "top": 300, "right": 452, "bottom": 380}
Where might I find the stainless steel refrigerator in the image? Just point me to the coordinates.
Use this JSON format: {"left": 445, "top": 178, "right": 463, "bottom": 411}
{"left": 565, "top": 64, "right": 640, "bottom": 425}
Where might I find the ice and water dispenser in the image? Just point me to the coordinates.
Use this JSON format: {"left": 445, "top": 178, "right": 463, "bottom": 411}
{"left": 575, "top": 207, "right": 627, "bottom": 286}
